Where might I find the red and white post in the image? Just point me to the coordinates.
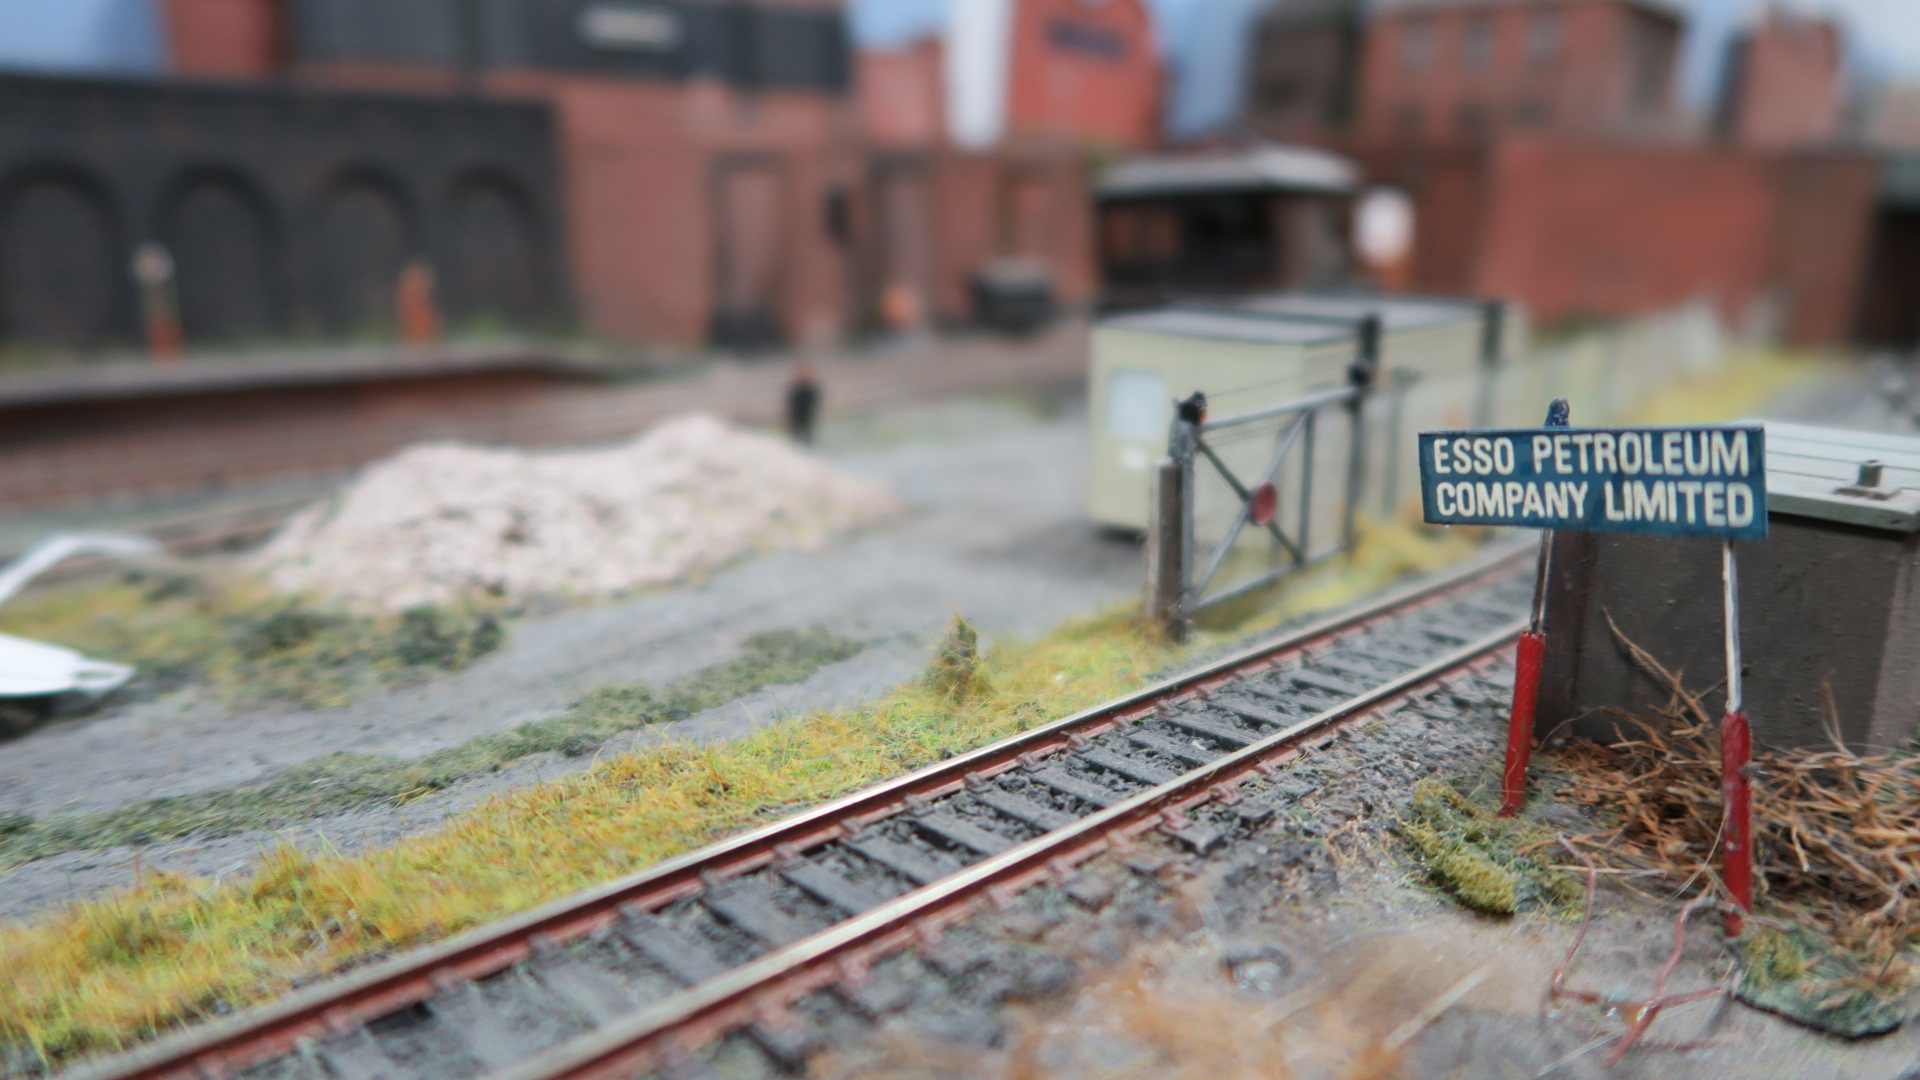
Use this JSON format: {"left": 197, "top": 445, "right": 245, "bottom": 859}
{"left": 1498, "top": 399, "right": 1568, "bottom": 819}
{"left": 1721, "top": 538, "right": 1753, "bottom": 935}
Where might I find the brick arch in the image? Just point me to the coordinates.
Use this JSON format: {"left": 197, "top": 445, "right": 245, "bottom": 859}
{"left": 0, "top": 163, "right": 135, "bottom": 348}
{"left": 443, "top": 168, "right": 547, "bottom": 329}
{"left": 156, "top": 164, "right": 286, "bottom": 342}
{"left": 316, "top": 166, "right": 420, "bottom": 335}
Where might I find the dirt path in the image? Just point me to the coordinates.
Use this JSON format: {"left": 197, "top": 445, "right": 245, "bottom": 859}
{"left": 0, "top": 397, "right": 1141, "bottom": 921}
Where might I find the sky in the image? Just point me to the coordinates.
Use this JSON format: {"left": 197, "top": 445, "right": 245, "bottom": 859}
{"left": 854, "top": 0, "right": 1920, "bottom": 137}
{"left": 3, "top": 0, "right": 1919, "bottom": 136}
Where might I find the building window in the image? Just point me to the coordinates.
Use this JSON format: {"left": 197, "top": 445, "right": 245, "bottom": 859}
{"left": 1625, "top": 14, "right": 1676, "bottom": 118}
{"left": 1400, "top": 16, "right": 1434, "bottom": 73}
{"left": 1461, "top": 14, "right": 1494, "bottom": 72}
{"left": 1259, "top": 76, "right": 1302, "bottom": 110}
{"left": 1397, "top": 102, "right": 1424, "bottom": 134}
{"left": 1527, "top": 10, "right": 1562, "bottom": 70}
{"left": 1454, "top": 101, "right": 1490, "bottom": 136}
{"left": 1513, "top": 99, "right": 1553, "bottom": 128}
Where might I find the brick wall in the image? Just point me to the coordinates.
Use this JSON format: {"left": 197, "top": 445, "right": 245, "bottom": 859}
{"left": 1360, "top": 0, "right": 1681, "bottom": 142}
{"left": 1721, "top": 10, "right": 1844, "bottom": 149}
{"left": 1005, "top": 0, "right": 1162, "bottom": 151}
{"left": 1338, "top": 135, "right": 1881, "bottom": 345}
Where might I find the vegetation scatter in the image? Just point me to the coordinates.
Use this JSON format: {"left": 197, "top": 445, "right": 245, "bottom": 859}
{"left": 0, "top": 627, "right": 865, "bottom": 868}
{"left": 0, "top": 521, "right": 1480, "bottom": 1069}
{"left": 0, "top": 571, "right": 503, "bottom": 710}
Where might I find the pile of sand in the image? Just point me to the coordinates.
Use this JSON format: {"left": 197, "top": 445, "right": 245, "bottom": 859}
{"left": 252, "top": 415, "right": 901, "bottom": 612}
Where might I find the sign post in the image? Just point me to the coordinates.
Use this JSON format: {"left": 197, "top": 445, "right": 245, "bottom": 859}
{"left": 1420, "top": 419, "right": 1767, "bottom": 932}
{"left": 1500, "top": 401, "right": 1568, "bottom": 818}
{"left": 1721, "top": 538, "right": 1752, "bottom": 934}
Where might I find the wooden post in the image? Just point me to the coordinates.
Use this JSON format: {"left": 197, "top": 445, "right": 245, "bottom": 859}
{"left": 1145, "top": 458, "right": 1187, "bottom": 642}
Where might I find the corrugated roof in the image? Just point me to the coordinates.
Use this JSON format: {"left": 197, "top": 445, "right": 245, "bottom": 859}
{"left": 1097, "top": 144, "right": 1359, "bottom": 199}
{"left": 1760, "top": 420, "right": 1920, "bottom": 533}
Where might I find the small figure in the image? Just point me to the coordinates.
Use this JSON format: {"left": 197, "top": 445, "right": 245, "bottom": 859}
{"left": 397, "top": 259, "right": 443, "bottom": 345}
{"left": 131, "top": 242, "right": 183, "bottom": 361}
{"left": 787, "top": 361, "right": 821, "bottom": 445}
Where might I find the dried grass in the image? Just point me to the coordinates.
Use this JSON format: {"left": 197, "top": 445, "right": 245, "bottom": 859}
{"left": 1538, "top": 624, "right": 1920, "bottom": 1026}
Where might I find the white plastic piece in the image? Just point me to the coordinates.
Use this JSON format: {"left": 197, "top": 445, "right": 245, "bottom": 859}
{"left": 0, "top": 532, "right": 164, "bottom": 610}
{"left": 0, "top": 632, "right": 134, "bottom": 698}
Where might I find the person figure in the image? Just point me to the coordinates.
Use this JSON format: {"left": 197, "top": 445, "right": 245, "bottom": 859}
{"left": 397, "top": 259, "right": 443, "bottom": 345}
{"left": 787, "top": 361, "right": 821, "bottom": 445}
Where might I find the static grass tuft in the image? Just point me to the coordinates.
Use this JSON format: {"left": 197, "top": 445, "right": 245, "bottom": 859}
{"left": 1, "top": 520, "right": 1479, "bottom": 1069}
{"left": 1397, "top": 779, "right": 1575, "bottom": 916}
{"left": 925, "top": 617, "right": 988, "bottom": 702}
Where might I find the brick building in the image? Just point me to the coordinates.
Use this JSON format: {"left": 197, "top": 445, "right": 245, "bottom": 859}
{"left": 137, "top": 0, "right": 1099, "bottom": 350}
{"left": 1359, "top": 0, "right": 1683, "bottom": 141}
{"left": 0, "top": 72, "right": 566, "bottom": 349}
{"left": 1717, "top": 7, "right": 1845, "bottom": 149}
{"left": 1002, "top": 0, "right": 1162, "bottom": 151}
{"left": 1243, "top": 0, "right": 1361, "bottom": 137}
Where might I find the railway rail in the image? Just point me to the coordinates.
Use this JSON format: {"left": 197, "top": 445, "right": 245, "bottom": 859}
{"left": 68, "top": 543, "right": 1535, "bottom": 1080}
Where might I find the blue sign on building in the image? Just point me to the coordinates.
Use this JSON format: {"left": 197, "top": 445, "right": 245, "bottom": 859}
{"left": 1418, "top": 425, "right": 1768, "bottom": 540}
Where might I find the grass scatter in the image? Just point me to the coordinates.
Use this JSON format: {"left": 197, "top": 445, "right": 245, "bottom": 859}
{"left": 1398, "top": 779, "right": 1576, "bottom": 915}
{"left": 0, "top": 520, "right": 1479, "bottom": 1068}
{"left": 0, "top": 572, "right": 503, "bottom": 709}
{"left": 0, "top": 627, "right": 864, "bottom": 867}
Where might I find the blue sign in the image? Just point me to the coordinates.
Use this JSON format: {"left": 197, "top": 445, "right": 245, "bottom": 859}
{"left": 1418, "top": 425, "right": 1768, "bottom": 540}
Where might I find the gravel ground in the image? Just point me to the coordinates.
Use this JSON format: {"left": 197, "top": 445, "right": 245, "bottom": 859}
{"left": 0, "top": 396, "right": 1141, "bottom": 922}
{"left": 708, "top": 662, "right": 1920, "bottom": 1080}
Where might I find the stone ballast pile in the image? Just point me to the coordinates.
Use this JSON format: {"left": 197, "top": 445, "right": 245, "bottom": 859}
{"left": 252, "top": 415, "right": 901, "bottom": 612}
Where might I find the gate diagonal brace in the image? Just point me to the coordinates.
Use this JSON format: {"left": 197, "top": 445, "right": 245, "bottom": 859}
{"left": 1192, "top": 427, "right": 1307, "bottom": 579}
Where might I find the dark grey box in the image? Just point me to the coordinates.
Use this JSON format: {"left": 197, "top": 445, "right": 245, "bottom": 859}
{"left": 1538, "top": 421, "right": 1920, "bottom": 752}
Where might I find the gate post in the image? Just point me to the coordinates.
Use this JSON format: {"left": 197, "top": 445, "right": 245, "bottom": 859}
{"left": 1342, "top": 315, "right": 1381, "bottom": 555}
{"left": 1146, "top": 392, "right": 1204, "bottom": 641}
{"left": 1145, "top": 458, "right": 1186, "bottom": 640}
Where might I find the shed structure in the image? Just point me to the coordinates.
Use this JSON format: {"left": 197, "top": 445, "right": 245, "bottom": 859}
{"left": 1538, "top": 420, "right": 1920, "bottom": 752}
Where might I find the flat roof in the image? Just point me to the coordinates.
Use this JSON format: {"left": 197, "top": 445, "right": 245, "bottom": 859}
{"left": 1100, "top": 307, "right": 1354, "bottom": 346}
{"left": 1763, "top": 420, "right": 1920, "bottom": 533}
{"left": 1097, "top": 144, "right": 1358, "bottom": 200}
{"left": 1235, "top": 292, "right": 1489, "bottom": 331}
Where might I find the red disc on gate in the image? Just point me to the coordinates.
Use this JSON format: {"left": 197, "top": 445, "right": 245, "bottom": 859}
{"left": 1249, "top": 481, "right": 1278, "bottom": 526}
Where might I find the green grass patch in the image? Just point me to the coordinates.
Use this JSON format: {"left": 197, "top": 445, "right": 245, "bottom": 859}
{"left": 1397, "top": 779, "right": 1577, "bottom": 915}
{"left": 0, "top": 520, "right": 1482, "bottom": 1068}
{"left": 0, "top": 627, "right": 864, "bottom": 868}
{"left": 0, "top": 572, "right": 503, "bottom": 710}
{"left": 1735, "top": 926, "right": 1917, "bottom": 1038}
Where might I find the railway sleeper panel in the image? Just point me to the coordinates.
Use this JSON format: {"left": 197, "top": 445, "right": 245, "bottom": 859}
{"left": 780, "top": 861, "right": 882, "bottom": 916}
{"left": 703, "top": 887, "right": 818, "bottom": 948}
{"left": 912, "top": 810, "right": 1021, "bottom": 856}
{"left": 615, "top": 913, "right": 730, "bottom": 986}
{"left": 968, "top": 787, "right": 1078, "bottom": 831}
{"left": 1077, "top": 748, "right": 1179, "bottom": 787}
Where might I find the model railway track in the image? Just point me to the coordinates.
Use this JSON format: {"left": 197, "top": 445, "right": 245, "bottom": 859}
{"left": 70, "top": 544, "right": 1534, "bottom": 1080}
